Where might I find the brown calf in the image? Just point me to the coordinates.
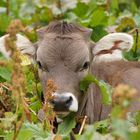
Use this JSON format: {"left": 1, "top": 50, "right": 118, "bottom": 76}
{"left": 1, "top": 21, "right": 139, "bottom": 124}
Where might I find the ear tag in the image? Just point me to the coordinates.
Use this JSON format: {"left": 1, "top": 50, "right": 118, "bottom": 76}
{"left": 20, "top": 54, "right": 31, "bottom": 66}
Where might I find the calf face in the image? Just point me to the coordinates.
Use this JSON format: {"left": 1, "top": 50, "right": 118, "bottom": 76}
{"left": 36, "top": 22, "right": 92, "bottom": 115}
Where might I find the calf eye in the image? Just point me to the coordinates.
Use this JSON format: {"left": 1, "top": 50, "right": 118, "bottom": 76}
{"left": 37, "top": 61, "right": 49, "bottom": 72}
{"left": 37, "top": 61, "right": 42, "bottom": 69}
{"left": 79, "top": 61, "right": 90, "bottom": 71}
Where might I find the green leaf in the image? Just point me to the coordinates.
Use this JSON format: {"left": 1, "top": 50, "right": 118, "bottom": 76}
{"left": 112, "top": 119, "right": 130, "bottom": 140}
{"left": 130, "top": 2, "right": 138, "bottom": 14}
{"left": 0, "top": 112, "right": 17, "bottom": 130}
{"left": 98, "top": 80, "right": 112, "bottom": 105}
{"left": 123, "top": 50, "right": 136, "bottom": 61}
{"left": 111, "top": 105, "right": 122, "bottom": 119}
{"left": 0, "top": 54, "right": 12, "bottom": 82}
{"left": 80, "top": 74, "right": 98, "bottom": 92}
{"left": 123, "top": 48, "right": 140, "bottom": 61}
{"left": 0, "top": 67, "right": 11, "bottom": 82}
{"left": 135, "top": 111, "right": 140, "bottom": 125}
{"left": 57, "top": 113, "right": 76, "bottom": 135}
{"left": 90, "top": 8, "right": 108, "bottom": 27}
{"left": 134, "top": 14, "right": 140, "bottom": 28}
{"left": 23, "top": 122, "right": 48, "bottom": 139}
{"left": 91, "top": 25, "right": 108, "bottom": 42}
{"left": 5, "top": 129, "right": 33, "bottom": 140}
{"left": 75, "top": 125, "right": 95, "bottom": 140}
{"left": 116, "top": 17, "right": 136, "bottom": 32}
{"left": 94, "top": 119, "right": 109, "bottom": 134}
{"left": 130, "top": 130, "right": 140, "bottom": 140}
{"left": 108, "top": 15, "right": 117, "bottom": 25}
{"left": 80, "top": 74, "right": 112, "bottom": 105}
{"left": 0, "top": 14, "right": 12, "bottom": 34}
{"left": 111, "top": 0, "right": 119, "bottom": 11}
{"left": 73, "top": 2, "right": 89, "bottom": 18}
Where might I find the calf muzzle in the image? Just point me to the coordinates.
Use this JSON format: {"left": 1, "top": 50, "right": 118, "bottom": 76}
{"left": 51, "top": 92, "right": 78, "bottom": 113}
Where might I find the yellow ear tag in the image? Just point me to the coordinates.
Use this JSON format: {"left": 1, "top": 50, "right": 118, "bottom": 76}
{"left": 20, "top": 54, "right": 31, "bottom": 66}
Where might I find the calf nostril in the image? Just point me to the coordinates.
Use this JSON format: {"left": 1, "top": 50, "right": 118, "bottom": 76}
{"left": 50, "top": 100, "right": 55, "bottom": 105}
{"left": 65, "top": 96, "right": 73, "bottom": 106}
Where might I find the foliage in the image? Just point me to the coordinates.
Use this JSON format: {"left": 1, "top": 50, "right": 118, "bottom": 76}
{"left": 57, "top": 113, "right": 76, "bottom": 135}
{"left": 80, "top": 74, "right": 112, "bottom": 105}
{"left": 0, "top": 0, "right": 140, "bottom": 140}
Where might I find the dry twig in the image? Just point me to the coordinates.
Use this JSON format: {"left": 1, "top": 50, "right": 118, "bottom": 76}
{"left": 78, "top": 116, "right": 87, "bottom": 135}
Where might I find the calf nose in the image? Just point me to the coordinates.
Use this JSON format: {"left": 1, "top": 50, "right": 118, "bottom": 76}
{"left": 52, "top": 96, "right": 72, "bottom": 111}
{"left": 51, "top": 92, "right": 78, "bottom": 112}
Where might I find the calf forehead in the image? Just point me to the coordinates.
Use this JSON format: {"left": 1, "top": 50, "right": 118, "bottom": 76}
{"left": 37, "top": 36, "right": 90, "bottom": 66}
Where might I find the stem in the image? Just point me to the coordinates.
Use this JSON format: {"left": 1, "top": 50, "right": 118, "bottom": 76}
{"left": 6, "top": 0, "right": 9, "bottom": 16}
{"left": 134, "top": 28, "right": 139, "bottom": 56}
{"left": 56, "top": 0, "right": 64, "bottom": 19}
{"left": 33, "top": 66, "right": 39, "bottom": 98}
{"left": 31, "top": 65, "right": 42, "bottom": 102}
{"left": 29, "top": 107, "right": 37, "bottom": 116}
{"left": 13, "top": 112, "right": 25, "bottom": 140}
{"left": 106, "top": 0, "right": 110, "bottom": 13}
{"left": 78, "top": 116, "right": 87, "bottom": 135}
{"left": 57, "top": 0, "right": 62, "bottom": 12}
{"left": 0, "top": 100, "right": 8, "bottom": 111}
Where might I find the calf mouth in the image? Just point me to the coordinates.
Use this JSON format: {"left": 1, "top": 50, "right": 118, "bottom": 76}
{"left": 55, "top": 112, "right": 70, "bottom": 119}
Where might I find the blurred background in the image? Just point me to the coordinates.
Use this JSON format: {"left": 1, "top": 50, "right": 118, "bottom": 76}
{"left": 0, "top": 0, "right": 140, "bottom": 42}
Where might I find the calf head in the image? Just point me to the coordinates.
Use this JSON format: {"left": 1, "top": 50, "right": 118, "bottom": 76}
{"left": 35, "top": 21, "right": 93, "bottom": 115}
{"left": 33, "top": 25, "right": 134, "bottom": 117}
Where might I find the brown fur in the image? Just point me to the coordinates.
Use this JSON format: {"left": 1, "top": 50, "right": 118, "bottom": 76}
{"left": 37, "top": 21, "right": 92, "bottom": 40}
{"left": 84, "top": 61, "right": 140, "bottom": 123}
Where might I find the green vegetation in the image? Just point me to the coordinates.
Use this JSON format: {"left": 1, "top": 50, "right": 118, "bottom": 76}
{"left": 0, "top": 0, "right": 140, "bottom": 140}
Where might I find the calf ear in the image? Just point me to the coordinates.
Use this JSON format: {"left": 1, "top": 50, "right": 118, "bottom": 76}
{"left": 0, "top": 34, "right": 10, "bottom": 58}
{"left": 93, "top": 33, "right": 134, "bottom": 55}
{"left": 89, "top": 41, "right": 96, "bottom": 61}
{"left": 82, "top": 28, "right": 93, "bottom": 40}
{"left": 0, "top": 34, "right": 37, "bottom": 59}
{"left": 36, "top": 26, "right": 47, "bottom": 40}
